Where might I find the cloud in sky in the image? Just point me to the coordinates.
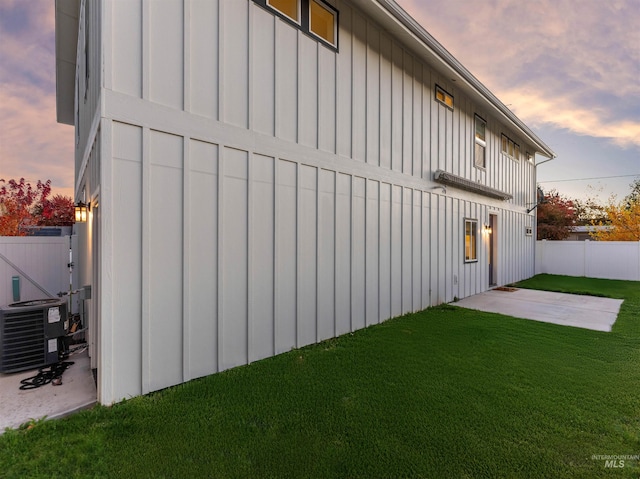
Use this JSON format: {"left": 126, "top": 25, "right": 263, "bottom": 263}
{"left": 0, "top": 0, "right": 74, "bottom": 198}
{"left": 398, "top": 0, "right": 640, "bottom": 149}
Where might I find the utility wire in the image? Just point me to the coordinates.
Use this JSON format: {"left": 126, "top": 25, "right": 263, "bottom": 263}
{"left": 539, "top": 174, "right": 639, "bottom": 183}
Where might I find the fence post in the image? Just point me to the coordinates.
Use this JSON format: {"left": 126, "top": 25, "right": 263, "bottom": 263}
{"left": 584, "top": 240, "right": 589, "bottom": 278}
{"left": 636, "top": 241, "right": 640, "bottom": 281}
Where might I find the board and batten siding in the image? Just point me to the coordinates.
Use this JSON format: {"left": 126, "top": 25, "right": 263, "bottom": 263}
{"left": 106, "top": 0, "right": 536, "bottom": 206}
{"left": 90, "top": 0, "right": 538, "bottom": 403}
{"left": 100, "top": 120, "right": 534, "bottom": 402}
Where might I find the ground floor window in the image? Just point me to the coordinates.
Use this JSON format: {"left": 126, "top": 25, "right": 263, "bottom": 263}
{"left": 465, "top": 219, "right": 478, "bottom": 262}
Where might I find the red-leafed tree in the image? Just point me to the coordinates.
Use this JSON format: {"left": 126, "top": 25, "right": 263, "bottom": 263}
{"left": 33, "top": 195, "right": 75, "bottom": 227}
{"left": 536, "top": 190, "right": 577, "bottom": 240}
{"left": 0, "top": 178, "right": 74, "bottom": 236}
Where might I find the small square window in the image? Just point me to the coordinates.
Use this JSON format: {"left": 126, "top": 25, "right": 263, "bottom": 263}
{"left": 435, "top": 85, "right": 454, "bottom": 109}
{"left": 501, "top": 134, "right": 520, "bottom": 161}
{"left": 267, "top": 0, "right": 300, "bottom": 23}
{"left": 464, "top": 219, "right": 478, "bottom": 262}
{"left": 309, "top": 0, "right": 337, "bottom": 46}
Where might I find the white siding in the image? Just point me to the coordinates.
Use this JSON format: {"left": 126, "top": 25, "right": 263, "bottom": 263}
{"left": 110, "top": 122, "right": 143, "bottom": 400}
{"left": 188, "top": 139, "right": 218, "bottom": 378}
{"left": 89, "top": 0, "right": 542, "bottom": 404}
{"left": 100, "top": 119, "right": 537, "bottom": 403}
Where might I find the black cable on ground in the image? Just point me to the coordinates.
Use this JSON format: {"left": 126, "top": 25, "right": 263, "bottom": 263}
{"left": 19, "top": 362, "right": 75, "bottom": 390}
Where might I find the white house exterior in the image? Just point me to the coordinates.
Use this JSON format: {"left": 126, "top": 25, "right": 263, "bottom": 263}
{"left": 55, "top": 0, "right": 555, "bottom": 405}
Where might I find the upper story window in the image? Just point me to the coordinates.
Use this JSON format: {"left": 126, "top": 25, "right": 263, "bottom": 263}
{"left": 267, "top": 0, "right": 300, "bottom": 23}
{"left": 474, "top": 115, "right": 486, "bottom": 169}
{"left": 309, "top": 0, "right": 337, "bottom": 45}
{"left": 435, "top": 85, "right": 454, "bottom": 109}
{"left": 258, "top": 0, "right": 338, "bottom": 49}
{"left": 501, "top": 134, "right": 520, "bottom": 161}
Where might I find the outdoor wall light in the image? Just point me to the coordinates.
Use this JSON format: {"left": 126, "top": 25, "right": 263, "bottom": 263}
{"left": 483, "top": 224, "right": 492, "bottom": 234}
{"left": 74, "top": 202, "right": 89, "bottom": 223}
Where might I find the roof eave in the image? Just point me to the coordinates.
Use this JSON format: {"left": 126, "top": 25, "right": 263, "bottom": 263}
{"left": 55, "top": 0, "right": 80, "bottom": 126}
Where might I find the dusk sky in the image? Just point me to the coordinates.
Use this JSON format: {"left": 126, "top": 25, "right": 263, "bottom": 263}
{"left": 1, "top": 0, "right": 638, "bottom": 204}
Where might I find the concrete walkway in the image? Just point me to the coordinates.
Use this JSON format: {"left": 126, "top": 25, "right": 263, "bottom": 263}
{"left": 454, "top": 288, "right": 623, "bottom": 332}
{"left": 0, "top": 349, "right": 96, "bottom": 432}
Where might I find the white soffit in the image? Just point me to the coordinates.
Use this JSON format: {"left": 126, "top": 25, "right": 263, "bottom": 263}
{"left": 55, "top": 0, "right": 80, "bottom": 125}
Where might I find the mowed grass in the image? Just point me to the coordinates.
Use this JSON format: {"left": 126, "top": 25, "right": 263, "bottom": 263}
{"left": 1, "top": 274, "right": 638, "bottom": 478}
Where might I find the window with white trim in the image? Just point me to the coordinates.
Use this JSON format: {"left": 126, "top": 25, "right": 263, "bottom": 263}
{"left": 501, "top": 134, "right": 520, "bottom": 161}
{"left": 435, "top": 85, "right": 454, "bottom": 109}
{"left": 464, "top": 219, "right": 478, "bottom": 262}
{"left": 257, "top": 0, "right": 338, "bottom": 48}
{"left": 474, "top": 115, "right": 486, "bottom": 169}
{"left": 309, "top": 0, "right": 337, "bottom": 45}
{"left": 267, "top": 0, "right": 300, "bottom": 23}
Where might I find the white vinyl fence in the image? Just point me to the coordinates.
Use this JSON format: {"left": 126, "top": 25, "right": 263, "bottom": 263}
{"left": 536, "top": 240, "right": 640, "bottom": 281}
{"left": 0, "top": 236, "right": 78, "bottom": 307}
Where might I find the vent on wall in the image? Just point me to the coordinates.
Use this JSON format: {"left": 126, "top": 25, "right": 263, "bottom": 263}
{"left": 434, "top": 170, "right": 512, "bottom": 200}
{"left": 0, "top": 299, "right": 67, "bottom": 373}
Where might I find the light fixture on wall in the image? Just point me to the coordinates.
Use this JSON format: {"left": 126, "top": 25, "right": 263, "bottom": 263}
{"left": 484, "top": 223, "right": 492, "bottom": 234}
{"left": 74, "top": 202, "right": 89, "bottom": 223}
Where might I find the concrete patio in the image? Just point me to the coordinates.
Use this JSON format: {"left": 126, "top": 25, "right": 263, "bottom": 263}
{"left": 454, "top": 288, "right": 623, "bottom": 332}
{"left": 0, "top": 349, "right": 97, "bottom": 432}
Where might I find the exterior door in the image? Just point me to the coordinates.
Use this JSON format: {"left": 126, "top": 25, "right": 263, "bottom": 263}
{"left": 489, "top": 214, "right": 497, "bottom": 286}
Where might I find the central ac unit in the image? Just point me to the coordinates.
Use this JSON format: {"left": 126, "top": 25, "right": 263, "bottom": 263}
{"left": 0, "top": 299, "right": 68, "bottom": 373}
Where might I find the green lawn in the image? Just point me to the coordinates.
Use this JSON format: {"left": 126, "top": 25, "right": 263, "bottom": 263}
{"left": 1, "top": 274, "right": 638, "bottom": 478}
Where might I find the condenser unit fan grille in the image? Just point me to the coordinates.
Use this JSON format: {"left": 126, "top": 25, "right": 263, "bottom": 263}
{"left": 1, "top": 310, "right": 46, "bottom": 372}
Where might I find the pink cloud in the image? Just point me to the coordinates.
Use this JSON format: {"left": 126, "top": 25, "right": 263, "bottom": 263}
{"left": 0, "top": 83, "right": 75, "bottom": 199}
{"left": 0, "top": 0, "right": 74, "bottom": 198}
{"left": 396, "top": 0, "right": 640, "bottom": 148}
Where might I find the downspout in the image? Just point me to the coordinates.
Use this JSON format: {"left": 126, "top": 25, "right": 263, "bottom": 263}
{"left": 531, "top": 156, "right": 556, "bottom": 277}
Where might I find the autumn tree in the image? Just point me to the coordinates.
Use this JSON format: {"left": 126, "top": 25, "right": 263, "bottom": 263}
{"left": 536, "top": 189, "right": 577, "bottom": 240}
{"left": 33, "top": 195, "right": 75, "bottom": 227}
{"left": 0, "top": 178, "right": 74, "bottom": 236}
{"left": 623, "top": 178, "right": 640, "bottom": 209}
{"left": 590, "top": 180, "right": 640, "bottom": 241}
{"left": 573, "top": 197, "right": 608, "bottom": 226}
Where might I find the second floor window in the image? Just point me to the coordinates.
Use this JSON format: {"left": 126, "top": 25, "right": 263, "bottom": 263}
{"left": 501, "top": 134, "right": 520, "bottom": 161}
{"left": 267, "top": 0, "right": 300, "bottom": 22}
{"left": 261, "top": 0, "right": 338, "bottom": 48}
{"left": 435, "top": 85, "right": 454, "bottom": 109}
{"left": 474, "top": 115, "right": 486, "bottom": 169}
